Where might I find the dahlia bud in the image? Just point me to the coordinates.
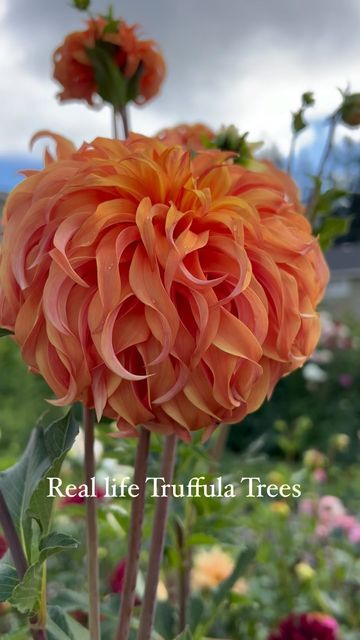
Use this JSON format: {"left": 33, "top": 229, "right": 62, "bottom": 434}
{"left": 73, "top": 0, "right": 90, "bottom": 10}
{"left": 303, "top": 449, "right": 326, "bottom": 469}
{"left": 340, "top": 93, "right": 360, "bottom": 127}
{"left": 295, "top": 562, "right": 315, "bottom": 582}
{"left": 332, "top": 433, "right": 350, "bottom": 451}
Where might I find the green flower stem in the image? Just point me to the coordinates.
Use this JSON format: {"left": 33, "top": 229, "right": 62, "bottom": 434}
{"left": 137, "top": 433, "right": 178, "bottom": 640}
{"left": 113, "top": 106, "right": 119, "bottom": 139}
{"left": 210, "top": 423, "right": 230, "bottom": 469}
{"left": 115, "top": 427, "right": 151, "bottom": 640}
{"left": 83, "top": 406, "right": 101, "bottom": 640}
{"left": 0, "top": 489, "right": 47, "bottom": 640}
{"left": 306, "top": 114, "right": 338, "bottom": 222}
{"left": 120, "top": 106, "right": 129, "bottom": 139}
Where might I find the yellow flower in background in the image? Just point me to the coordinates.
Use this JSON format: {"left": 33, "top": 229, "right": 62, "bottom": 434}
{"left": 270, "top": 501, "right": 290, "bottom": 517}
{"left": 191, "top": 547, "right": 248, "bottom": 594}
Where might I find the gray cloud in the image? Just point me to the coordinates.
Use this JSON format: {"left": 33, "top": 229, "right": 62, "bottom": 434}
{"left": 1, "top": 0, "right": 360, "bottom": 154}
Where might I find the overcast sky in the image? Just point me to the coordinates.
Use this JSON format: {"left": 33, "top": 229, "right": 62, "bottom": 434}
{"left": 0, "top": 0, "right": 360, "bottom": 189}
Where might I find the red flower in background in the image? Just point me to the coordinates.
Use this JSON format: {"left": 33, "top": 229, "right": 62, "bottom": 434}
{"left": 53, "top": 17, "right": 166, "bottom": 106}
{"left": 0, "top": 535, "right": 7, "bottom": 559}
{"left": 110, "top": 560, "right": 141, "bottom": 604}
{"left": 269, "top": 612, "right": 340, "bottom": 639}
{"left": 60, "top": 486, "right": 106, "bottom": 506}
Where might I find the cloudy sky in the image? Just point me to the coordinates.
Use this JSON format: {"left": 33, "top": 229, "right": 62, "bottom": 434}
{"left": 0, "top": 0, "right": 359, "bottom": 190}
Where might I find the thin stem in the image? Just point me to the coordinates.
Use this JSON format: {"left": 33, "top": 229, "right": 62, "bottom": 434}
{"left": 286, "top": 133, "right": 297, "bottom": 175}
{"left": 0, "top": 489, "right": 47, "bottom": 640}
{"left": 119, "top": 106, "right": 129, "bottom": 139}
{"left": 137, "top": 433, "right": 178, "bottom": 640}
{"left": 115, "top": 427, "right": 151, "bottom": 640}
{"left": 112, "top": 106, "right": 119, "bottom": 140}
{"left": 306, "top": 115, "right": 338, "bottom": 222}
{"left": 83, "top": 406, "right": 101, "bottom": 640}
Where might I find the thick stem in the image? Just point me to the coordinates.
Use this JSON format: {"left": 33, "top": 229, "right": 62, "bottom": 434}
{"left": 119, "top": 106, "right": 129, "bottom": 139}
{"left": 175, "top": 520, "right": 191, "bottom": 634}
{"left": 137, "top": 434, "right": 177, "bottom": 640}
{"left": 0, "top": 490, "right": 47, "bottom": 640}
{"left": 211, "top": 423, "right": 230, "bottom": 469}
{"left": 115, "top": 427, "right": 151, "bottom": 640}
{"left": 83, "top": 406, "right": 101, "bottom": 640}
{"left": 112, "top": 107, "right": 119, "bottom": 140}
{"left": 306, "top": 115, "right": 338, "bottom": 222}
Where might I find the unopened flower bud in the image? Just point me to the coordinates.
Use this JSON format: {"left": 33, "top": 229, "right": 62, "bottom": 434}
{"left": 340, "top": 93, "right": 360, "bottom": 127}
{"left": 295, "top": 561, "right": 315, "bottom": 582}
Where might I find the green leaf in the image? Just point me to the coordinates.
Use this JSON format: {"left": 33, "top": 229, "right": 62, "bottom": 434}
{"left": 173, "top": 628, "right": 193, "bottom": 640}
{"left": 46, "top": 606, "right": 90, "bottom": 640}
{"left": 0, "top": 412, "right": 79, "bottom": 558}
{"left": 314, "top": 188, "right": 348, "bottom": 216}
{"left": 0, "top": 328, "right": 13, "bottom": 337}
{"left": 317, "top": 216, "right": 351, "bottom": 250}
{"left": 86, "top": 44, "right": 127, "bottom": 108}
{"left": 187, "top": 533, "right": 219, "bottom": 546}
{"left": 2, "top": 629, "right": 30, "bottom": 640}
{"left": 0, "top": 562, "right": 19, "bottom": 602}
{"left": 38, "top": 532, "right": 79, "bottom": 563}
{"left": 292, "top": 110, "right": 306, "bottom": 133}
{"left": 9, "top": 563, "right": 42, "bottom": 614}
{"left": 302, "top": 91, "right": 315, "bottom": 106}
{"left": 72, "top": 0, "right": 90, "bottom": 10}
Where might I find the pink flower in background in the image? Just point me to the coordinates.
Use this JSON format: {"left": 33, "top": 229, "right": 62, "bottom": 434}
{"left": 314, "top": 468, "right": 327, "bottom": 484}
{"left": 298, "top": 498, "right": 317, "bottom": 517}
{"left": 338, "top": 373, "right": 353, "bottom": 389}
{"left": 348, "top": 524, "right": 360, "bottom": 544}
{"left": 318, "top": 496, "right": 346, "bottom": 528}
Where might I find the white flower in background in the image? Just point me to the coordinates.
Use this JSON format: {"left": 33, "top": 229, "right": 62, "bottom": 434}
{"left": 97, "top": 457, "right": 134, "bottom": 485}
{"left": 311, "top": 349, "right": 333, "bottom": 364}
{"left": 68, "top": 428, "right": 104, "bottom": 463}
{"left": 302, "top": 363, "right": 328, "bottom": 383}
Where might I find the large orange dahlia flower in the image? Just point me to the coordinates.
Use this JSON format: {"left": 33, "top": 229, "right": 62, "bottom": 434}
{"left": 53, "top": 17, "right": 165, "bottom": 106}
{"left": 0, "top": 133, "right": 328, "bottom": 440}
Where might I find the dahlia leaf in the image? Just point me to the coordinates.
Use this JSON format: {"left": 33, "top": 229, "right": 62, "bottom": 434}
{"left": 173, "top": 628, "right": 193, "bottom": 640}
{"left": 0, "top": 562, "right": 19, "bottom": 602}
{"left": 9, "top": 562, "right": 42, "bottom": 614}
{"left": 317, "top": 216, "right": 352, "bottom": 250}
{"left": 0, "top": 328, "right": 13, "bottom": 337}
{"left": 0, "top": 412, "right": 79, "bottom": 560}
{"left": 38, "top": 532, "right": 78, "bottom": 564}
{"left": 86, "top": 44, "right": 128, "bottom": 108}
{"left": 47, "top": 605, "right": 90, "bottom": 640}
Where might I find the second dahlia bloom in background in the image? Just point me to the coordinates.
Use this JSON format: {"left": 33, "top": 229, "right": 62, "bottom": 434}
{"left": 269, "top": 612, "right": 340, "bottom": 639}
{"left": 53, "top": 16, "right": 165, "bottom": 106}
{"left": 0, "top": 133, "right": 328, "bottom": 439}
{"left": 156, "top": 123, "right": 215, "bottom": 151}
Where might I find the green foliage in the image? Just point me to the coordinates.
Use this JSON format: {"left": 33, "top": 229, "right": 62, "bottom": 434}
{"left": 317, "top": 215, "right": 352, "bottom": 250}
{"left": 291, "top": 91, "right": 315, "bottom": 133}
{"left": 86, "top": 38, "right": 142, "bottom": 109}
{"left": 0, "top": 413, "right": 79, "bottom": 622}
{"left": 72, "top": 0, "right": 90, "bottom": 11}
{"left": 339, "top": 92, "right": 360, "bottom": 127}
